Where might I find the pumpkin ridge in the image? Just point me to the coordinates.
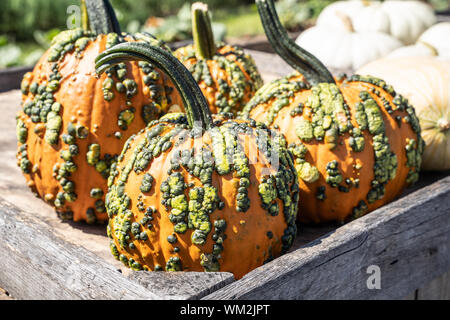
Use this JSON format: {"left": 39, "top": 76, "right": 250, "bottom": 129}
{"left": 238, "top": 0, "right": 424, "bottom": 223}
{"left": 17, "top": 1, "right": 181, "bottom": 223}
{"left": 175, "top": 43, "right": 263, "bottom": 115}
{"left": 173, "top": 3, "right": 263, "bottom": 116}
{"left": 102, "top": 115, "right": 298, "bottom": 275}
{"left": 95, "top": 43, "right": 299, "bottom": 277}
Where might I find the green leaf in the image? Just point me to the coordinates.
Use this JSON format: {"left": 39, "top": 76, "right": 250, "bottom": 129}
{"left": 0, "top": 35, "right": 8, "bottom": 47}
{"left": 0, "top": 44, "right": 22, "bottom": 68}
{"left": 23, "top": 48, "right": 45, "bottom": 66}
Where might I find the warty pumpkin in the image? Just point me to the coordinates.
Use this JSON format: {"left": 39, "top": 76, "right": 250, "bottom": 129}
{"left": 240, "top": 0, "right": 424, "bottom": 224}
{"left": 316, "top": 0, "right": 436, "bottom": 45}
{"left": 173, "top": 2, "right": 263, "bottom": 115}
{"left": 95, "top": 42, "right": 300, "bottom": 279}
{"left": 357, "top": 56, "right": 450, "bottom": 171}
{"left": 16, "top": 0, "right": 180, "bottom": 223}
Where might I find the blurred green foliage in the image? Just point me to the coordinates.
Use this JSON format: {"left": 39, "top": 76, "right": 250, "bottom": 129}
{"left": 131, "top": 3, "right": 226, "bottom": 43}
{"left": 213, "top": 0, "right": 335, "bottom": 38}
{"left": 1, "top": 0, "right": 448, "bottom": 41}
{"left": 0, "top": 0, "right": 75, "bottom": 40}
{"left": 0, "top": 0, "right": 253, "bottom": 40}
{"left": 277, "top": 0, "right": 335, "bottom": 30}
{"left": 110, "top": 0, "right": 254, "bottom": 28}
{"left": 429, "top": 0, "right": 450, "bottom": 11}
{"left": 0, "top": 42, "right": 44, "bottom": 68}
{"left": 0, "top": 28, "right": 55, "bottom": 68}
{"left": 215, "top": 5, "right": 264, "bottom": 38}
{"left": 0, "top": 0, "right": 448, "bottom": 68}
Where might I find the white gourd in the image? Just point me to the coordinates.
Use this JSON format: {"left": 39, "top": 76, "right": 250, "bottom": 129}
{"left": 317, "top": 0, "right": 436, "bottom": 45}
{"left": 388, "top": 23, "right": 450, "bottom": 60}
{"left": 357, "top": 57, "right": 450, "bottom": 171}
{"left": 296, "top": 13, "right": 402, "bottom": 70}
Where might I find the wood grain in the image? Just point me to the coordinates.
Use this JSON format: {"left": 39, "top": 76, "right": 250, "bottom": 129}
{"left": 0, "top": 90, "right": 121, "bottom": 267}
{"left": 0, "top": 90, "right": 235, "bottom": 300}
{"left": 128, "top": 271, "right": 233, "bottom": 300}
{"left": 0, "top": 198, "right": 234, "bottom": 300}
{"left": 1, "top": 46, "right": 449, "bottom": 300}
{"left": 417, "top": 270, "right": 450, "bottom": 300}
{"left": 204, "top": 175, "right": 450, "bottom": 300}
{"left": 0, "top": 66, "right": 33, "bottom": 93}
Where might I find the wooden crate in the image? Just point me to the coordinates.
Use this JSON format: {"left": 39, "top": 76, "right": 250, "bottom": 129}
{"left": 0, "top": 50, "right": 449, "bottom": 300}
{"left": 0, "top": 66, "right": 33, "bottom": 93}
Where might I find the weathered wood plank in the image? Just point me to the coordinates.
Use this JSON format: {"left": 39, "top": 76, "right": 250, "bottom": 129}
{"left": 416, "top": 269, "right": 450, "bottom": 300}
{"left": 0, "top": 66, "right": 33, "bottom": 93}
{"left": 1, "top": 45, "right": 449, "bottom": 300}
{"left": 0, "top": 198, "right": 234, "bottom": 300}
{"left": 437, "top": 13, "right": 450, "bottom": 23}
{"left": 0, "top": 198, "right": 158, "bottom": 300}
{"left": 402, "top": 291, "right": 417, "bottom": 300}
{"left": 128, "top": 271, "right": 234, "bottom": 300}
{"left": 0, "top": 90, "right": 123, "bottom": 267}
{"left": 204, "top": 175, "right": 450, "bottom": 300}
{"left": 0, "top": 90, "right": 236, "bottom": 300}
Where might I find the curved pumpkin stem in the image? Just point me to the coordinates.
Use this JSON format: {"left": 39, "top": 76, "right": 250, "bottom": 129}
{"left": 95, "top": 42, "right": 213, "bottom": 130}
{"left": 84, "top": 0, "right": 121, "bottom": 35}
{"left": 192, "top": 2, "right": 216, "bottom": 60}
{"left": 255, "top": 0, "right": 335, "bottom": 85}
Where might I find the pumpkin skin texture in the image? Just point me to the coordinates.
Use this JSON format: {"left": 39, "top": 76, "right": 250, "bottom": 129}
{"left": 16, "top": 5, "right": 179, "bottom": 223}
{"left": 357, "top": 57, "right": 450, "bottom": 171}
{"left": 387, "top": 22, "right": 450, "bottom": 60}
{"left": 173, "top": 3, "right": 263, "bottom": 115}
{"left": 317, "top": 0, "right": 436, "bottom": 45}
{"left": 174, "top": 43, "right": 263, "bottom": 115}
{"left": 243, "top": 0, "right": 425, "bottom": 224}
{"left": 241, "top": 73, "right": 424, "bottom": 223}
{"left": 95, "top": 43, "right": 299, "bottom": 279}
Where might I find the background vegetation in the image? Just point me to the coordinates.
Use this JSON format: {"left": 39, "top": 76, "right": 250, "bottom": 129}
{"left": 0, "top": 0, "right": 449, "bottom": 68}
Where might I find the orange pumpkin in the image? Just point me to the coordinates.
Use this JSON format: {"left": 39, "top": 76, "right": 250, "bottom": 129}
{"left": 95, "top": 43, "right": 299, "bottom": 279}
{"left": 357, "top": 57, "right": 450, "bottom": 171}
{"left": 240, "top": 0, "right": 424, "bottom": 224}
{"left": 173, "top": 2, "right": 263, "bottom": 115}
{"left": 16, "top": 0, "right": 179, "bottom": 223}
